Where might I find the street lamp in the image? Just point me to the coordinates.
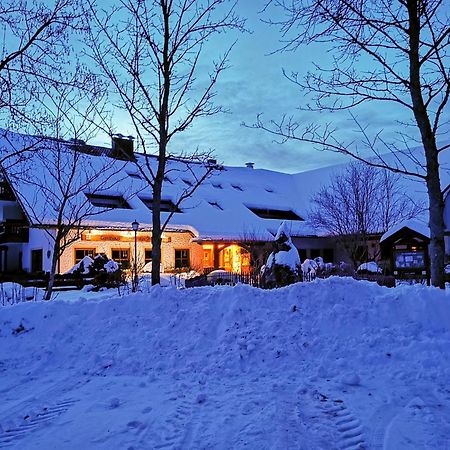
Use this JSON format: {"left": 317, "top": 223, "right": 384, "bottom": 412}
{"left": 131, "top": 220, "right": 139, "bottom": 292}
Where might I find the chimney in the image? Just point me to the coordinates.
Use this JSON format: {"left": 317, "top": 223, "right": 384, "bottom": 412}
{"left": 111, "top": 134, "right": 135, "bottom": 161}
{"left": 245, "top": 162, "right": 255, "bottom": 169}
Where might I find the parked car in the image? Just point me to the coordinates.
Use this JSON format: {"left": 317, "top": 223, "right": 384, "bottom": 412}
{"left": 206, "top": 270, "right": 238, "bottom": 285}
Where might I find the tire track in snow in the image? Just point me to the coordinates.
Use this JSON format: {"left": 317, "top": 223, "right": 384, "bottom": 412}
{"left": 316, "top": 393, "right": 366, "bottom": 450}
{"left": 140, "top": 394, "right": 196, "bottom": 450}
{"left": 0, "top": 398, "right": 79, "bottom": 448}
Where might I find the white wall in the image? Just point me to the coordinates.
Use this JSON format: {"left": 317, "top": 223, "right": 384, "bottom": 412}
{"left": 21, "top": 228, "right": 55, "bottom": 272}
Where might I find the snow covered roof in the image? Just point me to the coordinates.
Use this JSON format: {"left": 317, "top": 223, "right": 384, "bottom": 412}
{"left": 1, "top": 129, "right": 449, "bottom": 241}
{"left": 0, "top": 130, "right": 316, "bottom": 240}
{"left": 380, "top": 219, "right": 431, "bottom": 243}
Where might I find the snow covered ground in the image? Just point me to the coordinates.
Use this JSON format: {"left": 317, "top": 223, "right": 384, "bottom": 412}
{"left": 1, "top": 278, "right": 450, "bottom": 449}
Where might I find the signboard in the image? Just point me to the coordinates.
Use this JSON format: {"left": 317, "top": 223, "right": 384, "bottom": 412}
{"left": 394, "top": 251, "right": 425, "bottom": 269}
{"left": 82, "top": 233, "right": 151, "bottom": 242}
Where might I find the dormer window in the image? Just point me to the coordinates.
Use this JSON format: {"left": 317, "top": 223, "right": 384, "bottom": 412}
{"left": 231, "top": 184, "right": 243, "bottom": 191}
{"left": 86, "top": 193, "right": 131, "bottom": 209}
{"left": 139, "top": 196, "right": 181, "bottom": 213}
{"left": 265, "top": 187, "right": 275, "bottom": 193}
{"left": 208, "top": 201, "right": 223, "bottom": 211}
{"left": 212, "top": 182, "right": 223, "bottom": 189}
{"left": 127, "top": 171, "right": 142, "bottom": 180}
{"left": 246, "top": 206, "right": 303, "bottom": 221}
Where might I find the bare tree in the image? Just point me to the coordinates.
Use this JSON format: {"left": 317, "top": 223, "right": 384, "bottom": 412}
{"left": 309, "top": 162, "right": 423, "bottom": 267}
{"left": 4, "top": 74, "right": 125, "bottom": 300}
{"left": 0, "top": 0, "right": 86, "bottom": 129}
{"left": 256, "top": 0, "right": 450, "bottom": 287}
{"left": 87, "top": 0, "right": 244, "bottom": 285}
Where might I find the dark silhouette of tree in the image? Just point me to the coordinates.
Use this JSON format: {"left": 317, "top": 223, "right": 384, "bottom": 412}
{"left": 309, "top": 162, "right": 423, "bottom": 267}
{"left": 88, "top": 0, "right": 244, "bottom": 285}
{"left": 0, "top": 0, "right": 86, "bottom": 129}
{"left": 255, "top": 0, "right": 450, "bottom": 287}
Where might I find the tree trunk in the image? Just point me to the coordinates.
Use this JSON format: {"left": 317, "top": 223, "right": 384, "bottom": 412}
{"left": 151, "top": 179, "right": 162, "bottom": 285}
{"left": 44, "top": 240, "right": 60, "bottom": 301}
{"left": 407, "top": 0, "right": 445, "bottom": 288}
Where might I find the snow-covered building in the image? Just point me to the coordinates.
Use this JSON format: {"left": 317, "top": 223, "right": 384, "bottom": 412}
{"left": 0, "top": 130, "right": 339, "bottom": 275}
{"left": 0, "top": 129, "right": 449, "bottom": 276}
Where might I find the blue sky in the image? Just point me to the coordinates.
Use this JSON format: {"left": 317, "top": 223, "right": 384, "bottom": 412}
{"left": 100, "top": 1, "right": 447, "bottom": 174}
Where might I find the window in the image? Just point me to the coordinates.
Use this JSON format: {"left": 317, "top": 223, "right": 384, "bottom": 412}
{"left": 139, "top": 197, "right": 181, "bottom": 213}
{"left": 231, "top": 184, "right": 243, "bottom": 191}
{"left": 0, "top": 182, "right": 15, "bottom": 200}
{"left": 86, "top": 193, "right": 131, "bottom": 209}
{"left": 246, "top": 206, "right": 303, "bottom": 221}
{"left": 175, "top": 249, "right": 190, "bottom": 269}
{"left": 323, "top": 248, "right": 334, "bottom": 263}
{"left": 208, "top": 201, "right": 223, "bottom": 211}
{"left": 111, "top": 249, "right": 130, "bottom": 269}
{"left": 75, "top": 248, "right": 96, "bottom": 264}
{"left": 145, "top": 249, "right": 152, "bottom": 264}
{"left": 127, "top": 171, "right": 142, "bottom": 180}
{"left": 31, "top": 249, "right": 43, "bottom": 272}
{"left": 299, "top": 249, "right": 307, "bottom": 262}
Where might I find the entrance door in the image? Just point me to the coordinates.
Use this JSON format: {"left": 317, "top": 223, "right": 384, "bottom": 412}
{"left": 0, "top": 246, "right": 7, "bottom": 272}
{"left": 31, "top": 249, "right": 43, "bottom": 272}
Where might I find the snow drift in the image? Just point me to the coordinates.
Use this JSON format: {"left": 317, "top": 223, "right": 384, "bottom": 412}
{"left": 1, "top": 278, "right": 450, "bottom": 449}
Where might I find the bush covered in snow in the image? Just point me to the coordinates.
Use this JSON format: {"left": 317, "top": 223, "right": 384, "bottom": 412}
{"left": 262, "top": 222, "right": 301, "bottom": 288}
{"left": 66, "top": 253, "right": 125, "bottom": 290}
{"left": 357, "top": 261, "right": 382, "bottom": 274}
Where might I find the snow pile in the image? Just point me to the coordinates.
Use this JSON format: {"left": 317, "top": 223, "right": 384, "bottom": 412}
{"left": 301, "top": 258, "right": 319, "bottom": 275}
{"left": 1, "top": 278, "right": 450, "bottom": 448}
{"left": 65, "top": 256, "right": 94, "bottom": 275}
{"left": 357, "top": 261, "right": 382, "bottom": 273}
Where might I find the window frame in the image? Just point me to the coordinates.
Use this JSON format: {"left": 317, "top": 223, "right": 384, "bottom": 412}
{"left": 174, "top": 248, "right": 190, "bottom": 269}
{"left": 85, "top": 193, "right": 131, "bottom": 209}
{"left": 74, "top": 248, "right": 96, "bottom": 264}
{"left": 111, "top": 248, "right": 131, "bottom": 269}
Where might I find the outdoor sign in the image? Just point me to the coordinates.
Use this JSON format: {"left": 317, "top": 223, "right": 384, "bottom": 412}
{"left": 394, "top": 251, "right": 425, "bottom": 269}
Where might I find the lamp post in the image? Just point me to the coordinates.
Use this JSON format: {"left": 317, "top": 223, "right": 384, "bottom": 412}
{"left": 131, "top": 220, "right": 139, "bottom": 292}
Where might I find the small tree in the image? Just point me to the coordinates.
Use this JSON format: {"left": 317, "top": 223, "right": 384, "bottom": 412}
{"left": 87, "top": 0, "right": 244, "bottom": 285}
{"left": 262, "top": 222, "right": 301, "bottom": 288}
{"left": 257, "top": 0, "right": 450, "bottom": 287}
{"left": 309, "top": 162, "right": 423, "bottom": 267}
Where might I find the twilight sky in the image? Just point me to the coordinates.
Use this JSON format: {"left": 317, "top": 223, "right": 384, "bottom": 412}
{"left": 98, "top": 1, "right": 446, "bottom": 174}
